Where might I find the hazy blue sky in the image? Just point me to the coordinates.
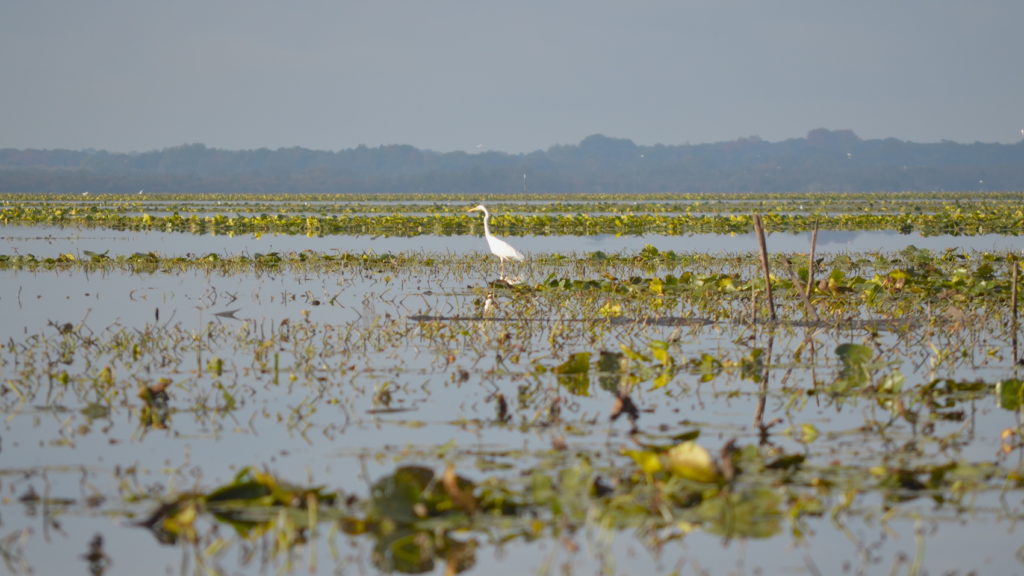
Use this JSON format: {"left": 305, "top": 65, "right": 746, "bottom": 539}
{"left": 2, "top": 1, "right": 1021, "bottom": 153}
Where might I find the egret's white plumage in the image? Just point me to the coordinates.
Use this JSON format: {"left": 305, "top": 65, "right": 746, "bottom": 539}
{"left": 467, "top": 204, "right": 524, "bottom": 279}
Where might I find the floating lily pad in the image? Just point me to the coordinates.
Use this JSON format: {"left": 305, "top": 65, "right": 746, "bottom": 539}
{"left": 997, "top": 379, "right": 1023, "bottom": 411}
{"left": 665, "top": 442, "right": 719, "bottom": 484}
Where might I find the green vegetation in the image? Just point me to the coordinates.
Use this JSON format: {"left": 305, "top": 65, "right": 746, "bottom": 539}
{"left": 3, "top": 191, "right": 1024, "bottom": 235}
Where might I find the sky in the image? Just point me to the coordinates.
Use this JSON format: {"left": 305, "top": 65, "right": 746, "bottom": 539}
{"left": 1, "top": 1, "right": 1022, "bottom": 154}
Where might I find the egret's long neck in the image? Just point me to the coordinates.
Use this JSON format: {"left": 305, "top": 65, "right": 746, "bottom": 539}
{"left": 481, "top": 211, "right": 491, "bottom": 237}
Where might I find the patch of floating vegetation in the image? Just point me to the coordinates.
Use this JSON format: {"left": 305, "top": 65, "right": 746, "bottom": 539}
{"left": 1, "top": 245, "right": 1020, "bottom": 327}
{"left": 3, "top": 192, "right": 1024, "bottom": 236}
{"left": 4, "top": 190, "right": 1024, "bottom": 211}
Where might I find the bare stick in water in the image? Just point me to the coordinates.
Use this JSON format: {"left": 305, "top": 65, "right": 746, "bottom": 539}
{"left": 753, "top": 215, "right": 776, "bottom": 322}
{"left": 1013, "top": 258, "right": 1019, "bottom": 363}
{"left": 807, "top": 220, "right": 818, "bottom": 299}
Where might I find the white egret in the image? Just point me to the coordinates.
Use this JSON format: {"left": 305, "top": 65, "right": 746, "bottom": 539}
{"left": 467, "top": 204, "right": 524, "bottom": 279}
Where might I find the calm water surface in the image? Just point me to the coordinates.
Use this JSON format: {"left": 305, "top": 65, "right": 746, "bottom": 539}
{"left": 4, "top": 226, "right": 1024, "bottom": 257}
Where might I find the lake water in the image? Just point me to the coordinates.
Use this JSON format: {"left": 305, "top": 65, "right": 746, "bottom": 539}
{"left": 2, "top": 216, "right": 1023, "bottom": 576}
{"left": 4, "top": 226, "right": 1024, "bottom": 258}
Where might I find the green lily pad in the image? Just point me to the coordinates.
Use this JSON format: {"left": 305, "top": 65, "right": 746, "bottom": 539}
{"left": 997, "top": 379, "right": 1023, "bottom": 411}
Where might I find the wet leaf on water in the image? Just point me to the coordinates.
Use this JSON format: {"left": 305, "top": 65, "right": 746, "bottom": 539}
{"left": 921, "top": 378, "right": 988, "bottom": 395}
{"left": 133, "top": 469, "right": 328, "bottom": 540}
{"left": 832, "top": 343, "right": 874, "bottom": 394}
{"left": 876, "top": 370, "right": 904, "bottom": 395}
{"left": 786, "top": 424, "right": 818, "bottom": 445}
{"left": 555, "top": 352, "right": 592, "bottom": 395}
{"left": 629, "top": 429, "right": 701, "bottom": 452}
{"left": 190, "top": 467, "right": 337, "bottom": 539}
{"left": 137, "top": 496, "right": 203, "bottom": 545}
{"left": 651, "top": 369, "right": 673, "bottom": 390}
{"left": 872, "top": 467, "right": 927, "bottom": 501}
{"left": 597, "top": 350, "right": 626, "bottom": 372}
{"left": 553, "top": 352, "right": 591, "bottom": 375}
{"left": 997, "top": 379, "right": 1023, "bottom": 411}
{"left": 373, "top": 530, "right": 436, "bottom": 574}
{"left": 205, "top": 480, "right": 273, "bottom": 504}
{"left": 206, "top": 356, "right": 224, "bottom": 375}
{"left": 370, "top": 466, "right": 435, "bottom": 523}
{"left": 80, "top": 403, "right": 110, "bottom": 420}
{"left": 649, "top": 341, "right": 671, "bottom": 366}
{"left": 665, "top": 442, "right": 720, "bottom": 484}
{"left": 83, "top": 250, "right": 110, "bottom": 263}
{"left": 372, "top": 530, "right": 477, "bottom": 575}
{"left": 370, "top": 465, "right": 478, "bottom": 523}
{"left": 620, "top": 345, "right": 650, "bottom": 363}
{"left": 556, "top": 373, "right": 590, "bottom": 396}
{"left": 691, "top": 353, "right": 723, "bottom": 382}
{"left": 625, "top": 449, "right": 662, "bottom": 477}
{"left": 698, "top": 488, "right": 782, "bottom": 539}
{"left": 765, "top": 453, "right": 806, "bottom": 471}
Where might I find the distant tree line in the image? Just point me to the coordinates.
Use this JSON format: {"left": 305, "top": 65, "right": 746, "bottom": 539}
{"left": 2, "top": 129, "right": 1023, "bottom": 194}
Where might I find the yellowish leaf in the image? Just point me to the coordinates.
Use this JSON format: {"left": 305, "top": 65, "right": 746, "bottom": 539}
{"left": 665, "top": 442, "right": 719, "bottom": 483}
{"left": 625, "top": 449, "right": 663, "bottom": 476}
